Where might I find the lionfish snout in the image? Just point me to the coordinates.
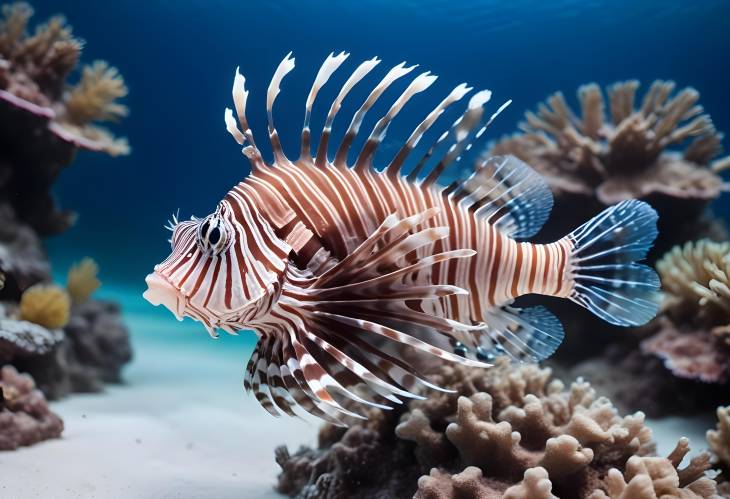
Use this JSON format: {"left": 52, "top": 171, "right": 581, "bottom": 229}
{"left": 143, "top": 271, "right": 186, "bottom": 321}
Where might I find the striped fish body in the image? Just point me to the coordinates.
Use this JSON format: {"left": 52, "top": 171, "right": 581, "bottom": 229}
{"left": 238, "top": 161, "right": 573, "bottom": 328}
{"left": 144, "top": 52, "right": 662, "bottom": 423}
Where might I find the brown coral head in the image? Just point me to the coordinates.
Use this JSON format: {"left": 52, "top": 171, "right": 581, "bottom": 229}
{"left": 66, "top": 257, "right": 101, "bottom": 304}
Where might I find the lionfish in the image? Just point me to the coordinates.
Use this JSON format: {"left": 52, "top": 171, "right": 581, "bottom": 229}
{"left": 144, "top": 52, "right": 661, "bottom": 424}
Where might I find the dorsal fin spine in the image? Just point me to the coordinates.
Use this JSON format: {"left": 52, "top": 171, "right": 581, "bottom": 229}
{"left": 354, "top": 71, "right": 438, "bottom": 171}
{"left": 299, "top": 51, "right": 350, "bottom": 163}
{"left": 390, "top": 83, "right": 472, "bottom": 179}
{"left": 225, "top": 67, "right": 265, "bottom": 171}
{"left": 267, "top": 52, "right": 296, "bottom": 165}
{"left": 335, "top": 62, "right": 416, "bottom": 168}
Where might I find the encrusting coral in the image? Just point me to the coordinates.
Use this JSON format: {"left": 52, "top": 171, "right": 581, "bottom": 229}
{"left": 0, "top": 364, "right": 63, "bottom": 450}
{"left": 66, "top": 257, "right": 100, "bottom": 305}
{"left": 275, "top": 359, "right": 720, "bottom": 499}
{"left": 489, "top": 80, "right": 729, "bottom": 254}
{"left": 0, "top": 2, "right": 129, "bottom": 236}
{"left": 19, "top": 282, "right": 70, "bottom": 329}
{"left": 641, "top": 239, "right": 730, "bottom": 384}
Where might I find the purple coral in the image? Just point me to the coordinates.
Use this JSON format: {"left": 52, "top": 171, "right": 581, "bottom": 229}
{"left": 0, "top": 364, "right": 63, "bottom": 450}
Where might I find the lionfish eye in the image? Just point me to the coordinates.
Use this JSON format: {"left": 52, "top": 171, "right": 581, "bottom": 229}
{"left": 208, "top": 226, "right": 221, "bottom": 245}
{"left": 197, "top": 215, "right": 230, "bottom": 255}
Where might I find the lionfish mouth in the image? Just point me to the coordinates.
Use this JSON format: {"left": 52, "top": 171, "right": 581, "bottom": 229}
{"left": 143, "top": 272, "right": 186, "bottom": 321}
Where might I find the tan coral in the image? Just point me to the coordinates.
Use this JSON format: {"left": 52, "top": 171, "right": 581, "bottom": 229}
{"left": 275, "top": 359, "right": 712, "bottom": 499}
{"left": 708, "top": 406, "right": 730, "bottom": 469}
{"left": 490, "top": 80, "right": 728, "bottom": 206}
{"left": 66, "top": 257, "right": 101, "bottom": 305}
{"left": 642, "top": 240, "right": 730, "bottom": 383}
{"left": 0, "top": 2, "right": 129, "bottom": 157}
{"left": 63, "top": 60, "right": 128, "bottom": 125}
{"left": 588, "top": 438, "right": 717, "bottom": 499}
{"left": 19, "top": 283, "right": 70, "bottom": 329}
{"left": 657, "top": 239, "right": 730, "bottom": 319}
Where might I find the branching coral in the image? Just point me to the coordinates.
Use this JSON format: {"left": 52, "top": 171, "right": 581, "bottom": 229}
{"left": 0, "top": 2, "right": 129, "bottom": 235}
{"left": 640, "top": 240, "right": 730, "bottom": 383}
{"left": 0, "top": 364, "right": 63, "bottom": 450}
{"left": 0, "top": 2, "right": 129, "bottom": 154}
{"left": 709, "top": 406, "right": 730, "bottom": 468}
{"left": 19, "top": 283, "right": 70, "bottom": 329}
{"left": 489, "top": 80, "right": 728, "bottom": 251}
{"left": 66, "top": 257, "right": 100, "bottom": 305}
{"left": 275, "top": 360, "right": 719, "bottom": 499}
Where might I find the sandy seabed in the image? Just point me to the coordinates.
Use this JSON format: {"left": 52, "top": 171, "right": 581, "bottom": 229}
{"left": 0, "top": 299, "right": 716, "bottom": 499}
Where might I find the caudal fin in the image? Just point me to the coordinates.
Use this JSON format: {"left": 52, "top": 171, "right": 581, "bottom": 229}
{"left": 567, "top": 200, "right": 661, "bottom": 326}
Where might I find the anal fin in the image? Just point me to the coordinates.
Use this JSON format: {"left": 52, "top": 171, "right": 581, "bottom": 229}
{"left": 477, "top": 305, "right": 565, "bottom": 363}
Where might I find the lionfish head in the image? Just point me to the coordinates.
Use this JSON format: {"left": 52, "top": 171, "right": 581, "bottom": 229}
{"left": 143, "top": 202, "right": 289, "bottom": 337}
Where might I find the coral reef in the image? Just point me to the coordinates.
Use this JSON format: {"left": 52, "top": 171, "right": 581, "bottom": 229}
{"left": 0, "top": 364, "right": 63, "bottom": 450}
{"left": 489, "top": 80, "right": 729, "bottom": 255}
{"left": 0, "top": 2, "right": 129, "bottom": 236}
{"left": 0, "top": 2, "right": 133, "bottom": 402}
{"left": 275, "top": 360, "right": 719, "bottom": 498}
{"left": 19, "top": 282, "right": 70, "bottom": 329}
{"left": 66, "top": 257, "right": 100, "bottom": 304}
{"left": 708, "top": 406, "right": 730, "bottom": 496}
{"left": 13, "top": 299, "right": 132, "bottom": 399}
{"left": 642, "top": 240, "right": 730, "bottom": 384}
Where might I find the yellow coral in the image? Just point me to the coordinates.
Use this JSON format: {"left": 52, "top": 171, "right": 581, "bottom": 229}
{"left": 657, "top": 239, "right": 730, "bottom": 316}
{"left": 66, "top": 257, "right": 101, "bottom": 304}
{"left": 63, "top": 60, "right": 128, "bottom": 125}
{"left": 19, "top": 283, "right": 71, "bottom": 329}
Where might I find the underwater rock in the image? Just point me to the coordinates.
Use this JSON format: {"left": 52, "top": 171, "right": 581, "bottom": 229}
{"left": 0, "top": 203, "right": 51, "bottom": 298}
{"left": 488, "top": 80, "right": 729, "bottom": 257}
{"left": 0, "top": 311, "right": 63, "bottom": 363}
{"left": 14, "top": 299, "right": 132, "bottom": 399}
{"left": 0, "top": 364, "right": 63, "bottom": 450}
{"left": 275, "top": 359, "right": 720, "bottom": 498}
{"left": 0, "top": 2, "right": 129, "bottom": 236}
{"left": 566, "top": 339, "right": 728, "bottom": 418}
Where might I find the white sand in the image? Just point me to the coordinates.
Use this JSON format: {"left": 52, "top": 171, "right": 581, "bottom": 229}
{"left": 0, "top": 304, "right": 718, "bottom": 498}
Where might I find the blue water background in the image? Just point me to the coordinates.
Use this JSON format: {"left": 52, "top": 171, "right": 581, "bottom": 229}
{"left": 25, "top": 1, "right": 730, "bottom": 336}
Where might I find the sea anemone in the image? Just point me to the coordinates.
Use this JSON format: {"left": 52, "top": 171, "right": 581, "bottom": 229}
{"left": 66, "top": 257, "right": 100, "bottom": 305}
{"left": 18, "top": 283, "right": 70, "bottom": 329}
{"left": 488, "top": 80, "right": 729, "bottom": 251}
{"left": 275, "top": 360, "right": 719, "bottom": 498}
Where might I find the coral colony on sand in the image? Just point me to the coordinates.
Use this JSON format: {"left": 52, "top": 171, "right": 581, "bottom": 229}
{"left": 276, "top": 360, "right": 720, "bottom": 498}
{"left": 0, "top": 2, "right": 132, "bottom": 450}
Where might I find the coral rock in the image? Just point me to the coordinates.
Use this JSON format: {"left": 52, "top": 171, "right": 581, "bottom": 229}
{"left": 0, "top": 314, "right": 62, "bottom": 362}
{"left": 0, "top": 364, "right": 63, "bottom": 450}
{"left": 19, "top": 282, "right": 70, "bottom": 329}
{"left": 0, "top": 2, "right": 129, "bottom": 236}
{"left": 14, "top": 299, "right": 132, "bottom": 399}
{"left": 0, "top": 203, "right": 50, "bottom": 296}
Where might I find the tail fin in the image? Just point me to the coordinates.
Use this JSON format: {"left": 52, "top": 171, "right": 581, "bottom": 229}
{"left": 567, "top": 200, "right": 661, "bottom": 326}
